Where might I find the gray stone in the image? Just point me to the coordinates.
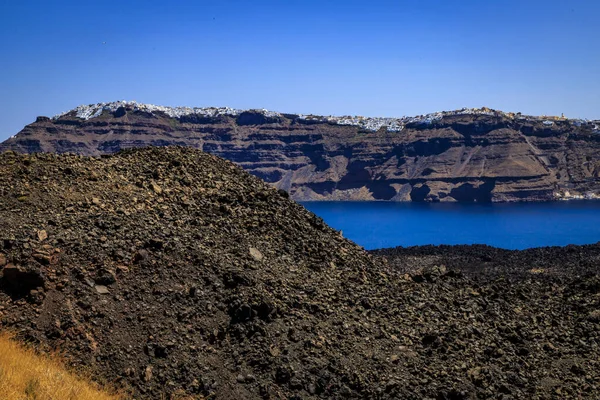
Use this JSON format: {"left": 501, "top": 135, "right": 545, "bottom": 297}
{"left": 249, "top": 247, "right": 263, "bottom": 261}
{"left": 95, "top": 285, "right": 109, "bottom": 294}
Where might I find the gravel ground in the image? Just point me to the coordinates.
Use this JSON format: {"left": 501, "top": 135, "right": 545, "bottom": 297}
{"left": 1, "top": 147, "right": 599, "bottom": 399}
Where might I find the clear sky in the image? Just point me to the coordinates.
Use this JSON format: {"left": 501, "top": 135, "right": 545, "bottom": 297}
{"left": 1, "top": 0, "right": 599, "bottom": 140}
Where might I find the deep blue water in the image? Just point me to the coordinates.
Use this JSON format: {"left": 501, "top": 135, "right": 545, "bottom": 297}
{"left": 301, "top": 201, "right": 600, "bottom": 250}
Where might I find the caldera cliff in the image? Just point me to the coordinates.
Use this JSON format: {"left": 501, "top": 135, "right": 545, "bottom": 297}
{"left": 2, "top": 101, "right": 600, "bottom": 202}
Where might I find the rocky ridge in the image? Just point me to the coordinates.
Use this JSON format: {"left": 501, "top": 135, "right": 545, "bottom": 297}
{"left": 2, "top": 101, "right": 600, "bottom": 202}
{"left": 1, "top": 147, "right": 600, "bottom": 399}
{"left": 49, "top": 101, "right": 600, "bottom": 134}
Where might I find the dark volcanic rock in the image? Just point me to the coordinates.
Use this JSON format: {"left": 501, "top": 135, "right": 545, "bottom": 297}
{"left": 1, "top": 264, "right": 45, "bottom": 292}
{"left": 0, "top": 147, "right": 385, "bottom": 399}
{"left": 1, "top": 147, "right": 600, "bottom": 399}
{"left": 3, "top": 103, "right": 600, "bottom": 202}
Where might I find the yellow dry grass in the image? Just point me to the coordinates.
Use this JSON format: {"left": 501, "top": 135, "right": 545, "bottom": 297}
{"left": 0, "top": 331, "right": 124, "bottom": 400}
{"left": 529, "top": 268, "right": 545, "bottom": 274}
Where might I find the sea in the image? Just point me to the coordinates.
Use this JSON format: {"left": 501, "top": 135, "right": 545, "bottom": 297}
{"left": 301, "top": 201, "right": 600, "bottom": 250}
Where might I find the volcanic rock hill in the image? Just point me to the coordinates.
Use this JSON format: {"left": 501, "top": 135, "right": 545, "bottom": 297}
{"left": 2, "top": 101, "right": 600, "bottom": 202}
{"left": 1, "top": 147, "right": 600, "bottom": 399}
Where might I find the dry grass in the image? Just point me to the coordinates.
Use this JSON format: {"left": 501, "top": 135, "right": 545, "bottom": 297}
{"left": 529, "top": 268, "right": 546, "bottom": 274}
{"left": 0, "top": 331, "right": 124, "bottom": 400}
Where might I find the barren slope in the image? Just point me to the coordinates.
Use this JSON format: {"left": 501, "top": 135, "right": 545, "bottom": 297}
{"left": 1, "top": 148, "right": 600, "bottom": 399}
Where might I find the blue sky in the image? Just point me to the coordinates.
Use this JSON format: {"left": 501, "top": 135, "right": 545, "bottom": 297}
{"left": 1, "top": 0, "right": 599, "bottom": 140}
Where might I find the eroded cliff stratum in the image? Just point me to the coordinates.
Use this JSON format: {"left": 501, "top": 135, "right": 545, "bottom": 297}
{"left": 2, "top": 101, "right": 600, "bottom": 202}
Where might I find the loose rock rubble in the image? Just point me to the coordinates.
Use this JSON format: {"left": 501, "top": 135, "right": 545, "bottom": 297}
{"left": 1, "top": 147, "right": 599, "bottom": 399}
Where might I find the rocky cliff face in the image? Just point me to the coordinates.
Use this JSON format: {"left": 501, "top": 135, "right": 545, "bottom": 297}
{"left": 2, "top": 102, "right": 600, "bottom": 202}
